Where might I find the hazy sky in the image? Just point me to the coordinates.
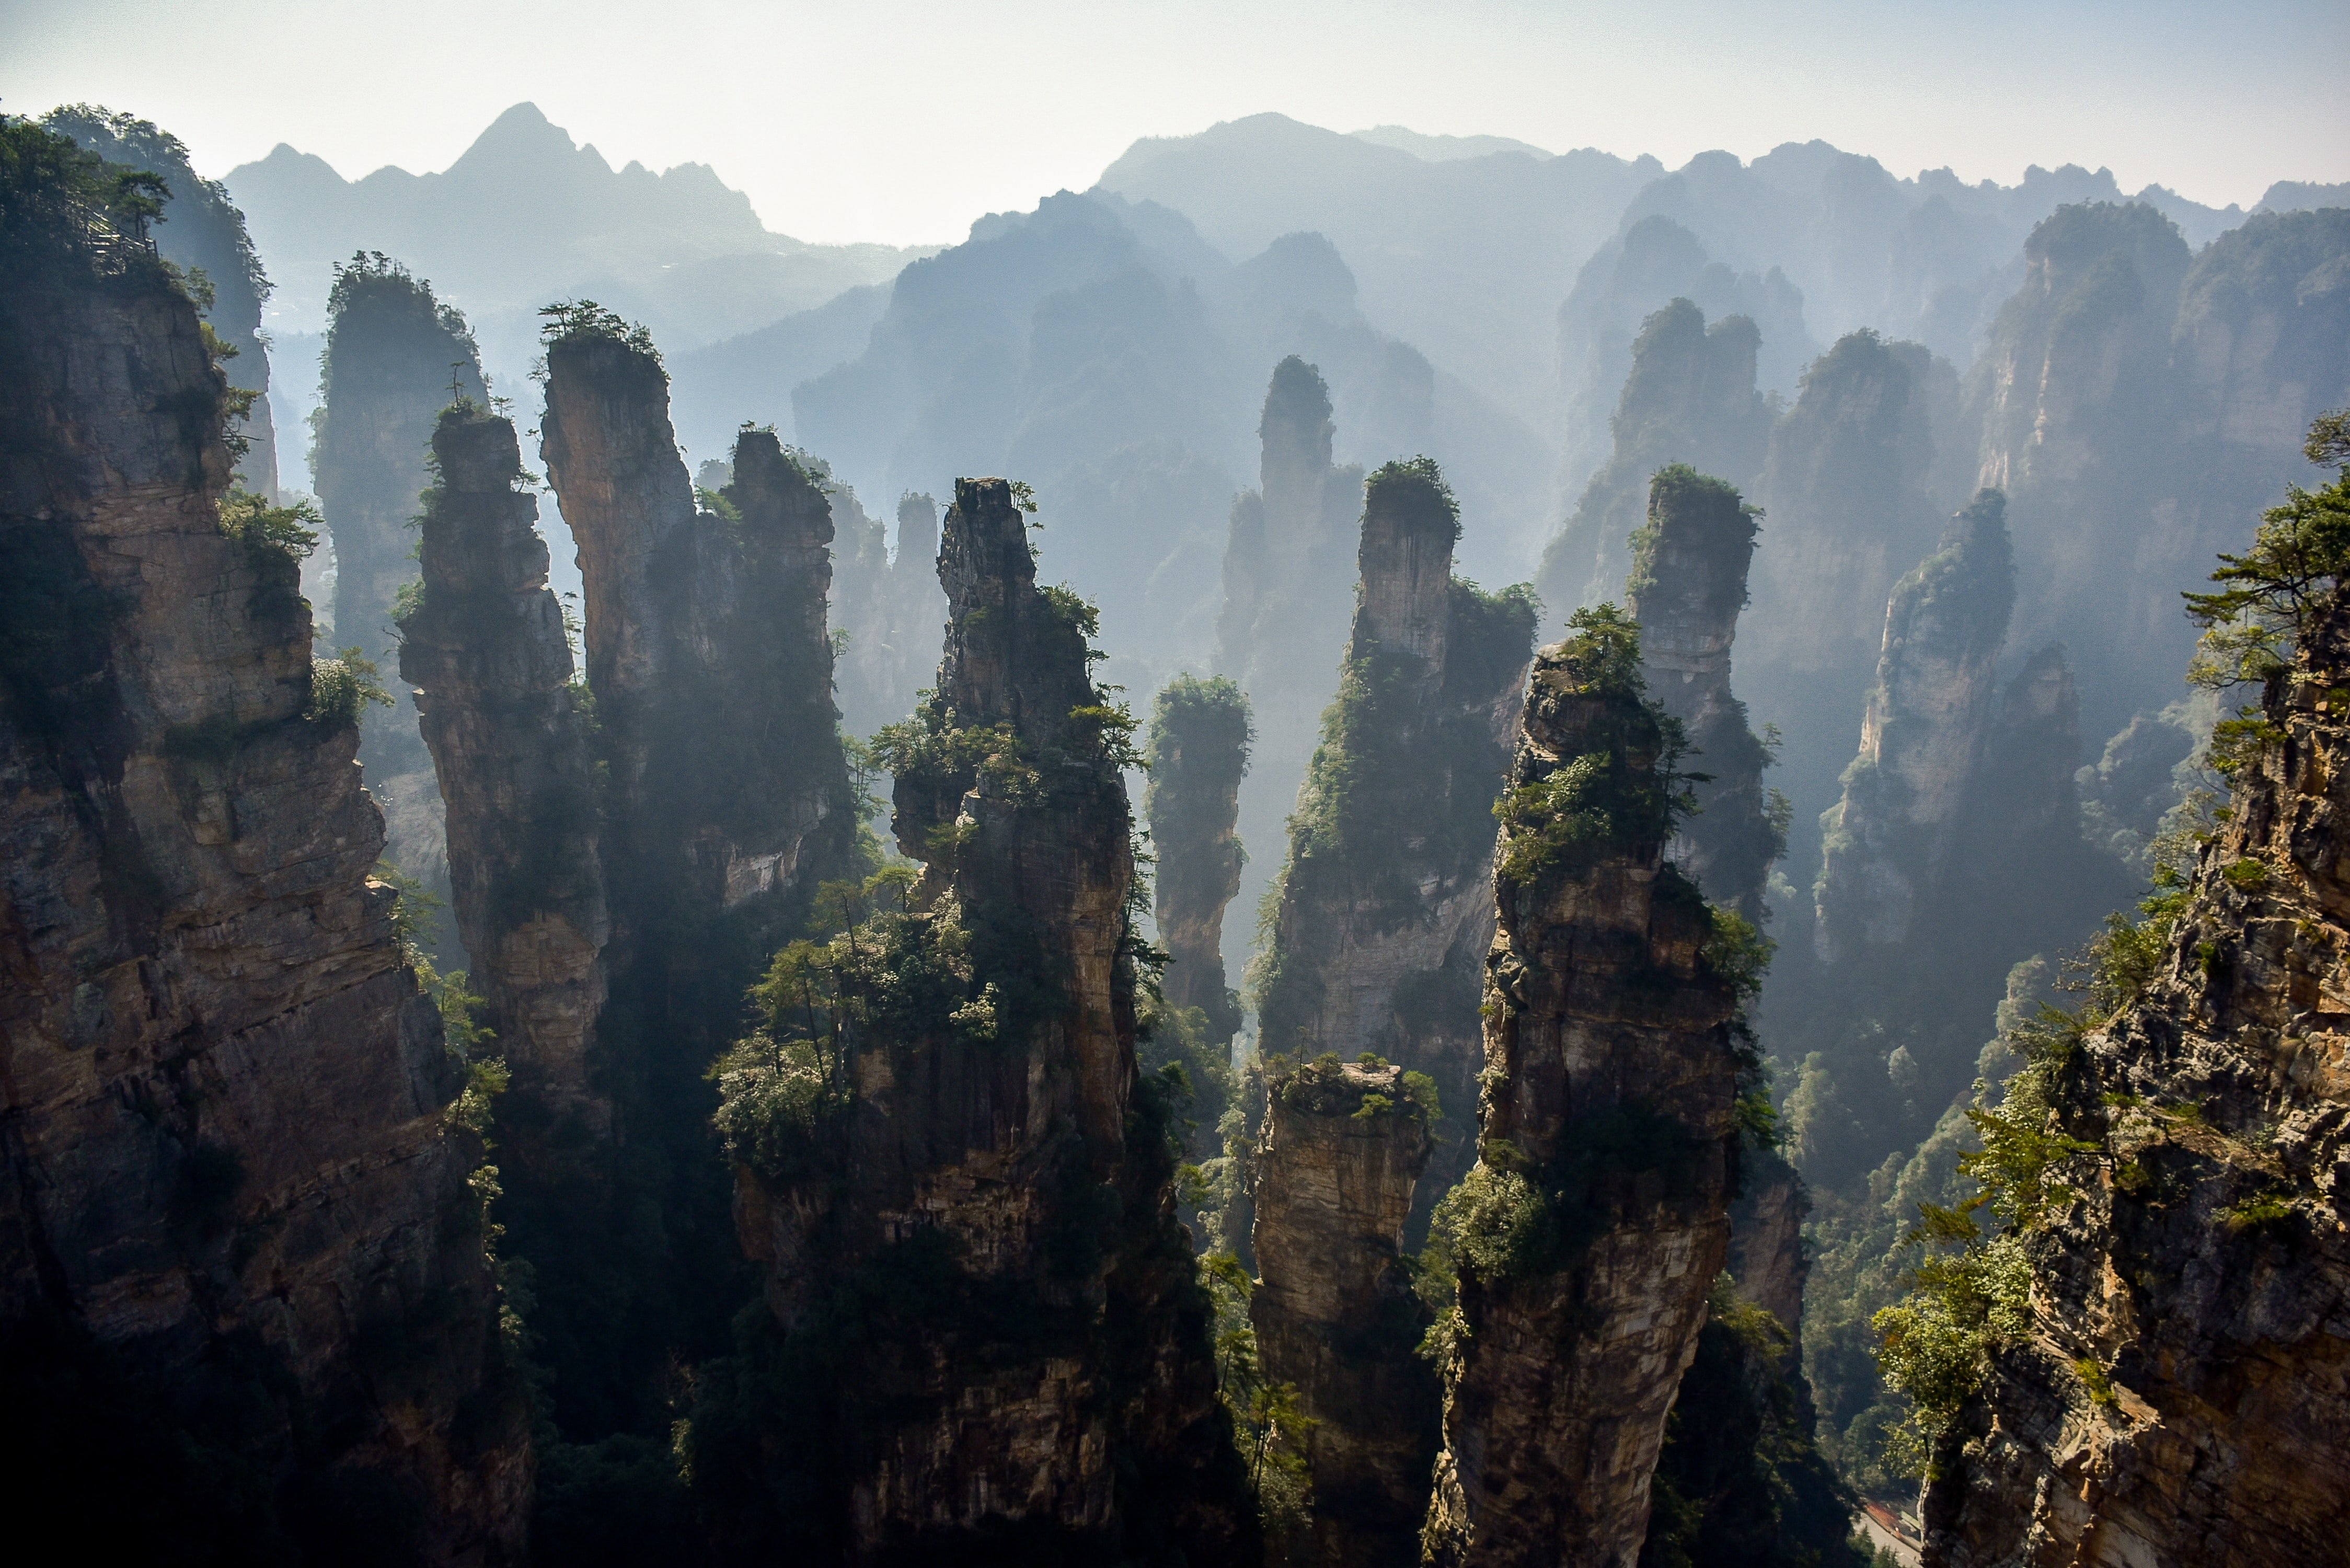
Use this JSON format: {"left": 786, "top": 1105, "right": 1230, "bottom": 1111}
{"left": 6, "top": 0, "right": 2343, "bottom": 245}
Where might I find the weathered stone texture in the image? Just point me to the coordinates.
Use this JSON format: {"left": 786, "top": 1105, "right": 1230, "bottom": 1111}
{"left": 0, "top": 246, "right": 525, "bottom": 1559}
{"left": 1147, "top": 676, "right": 1251, "bottom": 1042}
{"left": 399, "top": 403, "right": 609, "bottom": 1126}
{"left": 1424, "top": 632, "right": 1744, "bottom": 1568}
{"left": 1920, "top": 595, "right": 2350, "bottom": 1568}
{"left": 1252, "top": 1057, "right": 1437, "bottom": 1568}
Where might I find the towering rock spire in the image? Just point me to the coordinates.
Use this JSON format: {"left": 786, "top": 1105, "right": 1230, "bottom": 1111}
{"left": 1217, "top": 356, "right": 1366, "bottom": 961}
{"left": 1423, "top": 607, "right": 1747, "bottom": 1567}
{"left": 1249, "top": 1056, "right": 1437, "bottom": 1568}
{"left": 1622, "top": 464, "right": 1780, "bottom": 917}
{"left": 312, "top": 253, "right": 486, "bottom": 956}
{"left": 1813, "top": 491, "right": 2014, "bottom": 963}
{"left": 1147, "top": 674, "right": 1252, "bottom": 1044}
{"left": 1252, "top": 458, "right": 1537, "bottom": 1232}
{"left": 0, "top": 129, "right": 526, "bottom": 1560}
{"left": 707, "top": 478, "right": 1254, "bottom": 1561}
{"left": 399, "top": 401, "right": 609, "bottom": 1127}
{"left": 1538, "top": 297, "right": 1772, "bottom": 615}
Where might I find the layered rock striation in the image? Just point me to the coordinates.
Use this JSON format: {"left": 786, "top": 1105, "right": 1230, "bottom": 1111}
{"left": 1621, "top": 464, "right": 1780, "bottom": 918}
{"left": 398, "top": 402, "right": 609, "bottom": 1127}
{"left": 1251, "top": 1056, "right": 1437, "bottom": 1568}
{"left": 1917, "top": 458, "right": 2350, "bottom": 1565}
{"left": 703, "top": 478, "right": 1253, "bottom": 1561}
{"left": 0, "top": 134, "right": 526, "bottom": 1562}
{"left": 1147, "top": 673, "right": 1252, "bottom": 1045}
{"left": 1424, "top": 608, "right": 1747, "bottom": 1567}
{"left": 1253, "top": 458, "right": 1537, "bottom": 1232}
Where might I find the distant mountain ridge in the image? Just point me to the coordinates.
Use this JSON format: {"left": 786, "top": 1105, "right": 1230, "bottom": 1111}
{"left": 227, "top": 103, "right": 932, "bottom": 362}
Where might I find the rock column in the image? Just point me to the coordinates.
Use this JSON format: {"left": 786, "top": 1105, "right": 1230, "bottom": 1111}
{"left": 1147, "top": 674, "right": 1252, "bottom": 1043}
{"left": 1424, "top": 612, "right": 1744, "bottom": 1567}
{"left": 400, "top": 402, "right": 610, "bottom": 1127}
{"left": 1251, "top": 1057, "right": 1437, "bottom": 1568}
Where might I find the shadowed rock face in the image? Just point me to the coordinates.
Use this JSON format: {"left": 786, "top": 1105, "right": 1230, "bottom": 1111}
{"left": 1253, "top": 459, "right": 1536, "bottom": 1239}
{"left": 532, "top": 323, "right": 858, "bottom": 1436}
{"left": 1813, "top": 491, "right": 2014, "bottom": 963}
{"left": 1147, "top": 675, "right": 1251, "bottom": 1043}
{"left": 831, "top": 487, "right": 947, "bottom": 735}
{"left": 1251, "top": 1057, "right": 1436, "bottom": 1568}
{"left": 1921, "top": 589, "right": 2350, "bottom": 1567}
{"left": 400, "top": 403, "right": 609, "bottom": 1127}
{"left": 1622, "top": 465, "right": 1779, "bottom": 919}
{"left": 313, "top": 258, "right": 487, "bottom": 958}
{"left": 1424, "top": 619, "right": 1743, "bottom": 1568}
{"left": 719, "top": 478, "right": 1255, "bottom": 1562}
{"left": 0, "top": 193, "right": 526, "bottom": 1561}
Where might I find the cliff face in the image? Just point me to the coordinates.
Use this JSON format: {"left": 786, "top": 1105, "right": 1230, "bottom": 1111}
{"left": 1622, "top": 465, "right": 1780, "bottom": 918}
{"left": 1424, "top": 610, "right": 1746, "bottom": 1567}
{"left": 533, "top": 315, "right": 858, "bottom": 1436}
{"left": 0, "top": 150, "right": 525, "bottom": 1562}
{"left": 45, "top": 105, "right": 282, "bottom": 498}
{"left": 1742, "top": 329, "right": 1969, "bottom": 849}
{"left": 1539, "top": 297, "right": 1772, "bottom": 615}
{"left": 398, "top": 403, "right": 608, "bottom": 1127}
{"left": 312, "top": 255, "right": 487, "bottom": 960}
{"left": 1147, "top": 674, "right": 1252, "bottom": 1044}
{"left": 1813, "top": 493, "right": 2015, "bottom": 963}
{"left": 1254, "top": 459, "right": 1537, "bottom": 1233}
{"left": 706, "top": 478, "right": 1253, "bottom": 1562}
{"left": 1919, "top": 574, "right": 2350, "bottom": 1565}
{"left": 1250, "top": 1057, "right": 1437, "bottom": 1568}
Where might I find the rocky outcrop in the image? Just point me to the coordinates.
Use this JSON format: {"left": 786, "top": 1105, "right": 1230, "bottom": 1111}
{"left": 1253, "top": 459, "right": 1537, "bottom": 1233}
{"left": 1147, "top": 674, "right": 1252, "bottom": 1044}
{"left": 1424, "top": 609, "right": 1746, "bottom": 1568}
{"left": 312, "top": 253, "right": 486, "bottom": 961}
{"left": 1919, "top": 500, "right": 2350, "bottom": 1566}
{"left": 706, "top": 478, "right": 1254, "bottom": 1562}
{"left": 1724, "top": 1149, "right": 1808, "bottom": 1356}
{"left": 1812, "top": 492, "right": 2014, "bottom": 963}
{"left": 1251, "top": 1056, "right": 1437, "bottom": 1568}
{"left": 0, "top": 140, "right": 525, "bottom": 1562}
{"left": 1218, "top": 356, "right": 1367, "bottom": 955}
{"left": 1539, "top": 297, "right": 1772, "bottom": 615}
{"left": 1622, "top": 464, "right": 1779, "bottom": 918}
{"left": 45, "top": 105, "right": 282, "bottom": 498}
{"left": 398, "top": 402, "right": 608, "bottom": 1127}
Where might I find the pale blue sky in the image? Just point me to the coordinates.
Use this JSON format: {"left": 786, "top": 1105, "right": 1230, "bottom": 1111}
{"left": 5, "top": 0, "right": 2342, "bottom": 244}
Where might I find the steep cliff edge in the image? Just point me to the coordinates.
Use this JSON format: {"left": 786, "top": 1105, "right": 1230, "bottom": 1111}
{"left": 1254, "top": 458, "right": 1537, "bottom": 1234}
{"left": 1907, "top": 431, "right": 2350, "bottom": 1565}
{"left": 1622, "top": 464, "right": 1781, "bottom": 918}
{"left": 0, "top": 122, "right": 526, "bottom": 1562}
{"left": 1251, "top": 1055, "right": 1437, "bottom": 1568}
{"left": 696, "top": 478, "right": 1253, "bottom": 1562}
{"left": 1423, "top": 607, "right": 1750, "bottom": 1567}
{"left": 1148, "top": 674, "right": 1253, "bottom": 1046}
{"left": 399, "top": 402, "right": 609, "bottom": 1127}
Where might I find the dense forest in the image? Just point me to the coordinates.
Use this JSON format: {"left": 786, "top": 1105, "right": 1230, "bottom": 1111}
{"left": 2, "top": 75, "right": 2345, "bottom": 1568}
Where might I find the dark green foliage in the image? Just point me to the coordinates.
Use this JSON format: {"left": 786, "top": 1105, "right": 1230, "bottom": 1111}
{"left": 539, "top": 298, "right": 662, "bottom": 365}
{"left": 1626, "top": 464, "right": 1757, "bottom": 614}
{"left": 41, "top": 105, "right": 268, "bottom": 310}
{"left": 532, "top": 1435, "right": 704, "bottom": 1568}
{"left": 0, "top": 113, "right": 167, "bottom": 282}
{"left": 1640, "top": 1281, "right": 1865, "bottom": 1568}
{"left": 1364, "top": 455, "right": 1461, "bottom": 542}
{"left": 1493, "top": 604, "right": 1694, "bottom": 887}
